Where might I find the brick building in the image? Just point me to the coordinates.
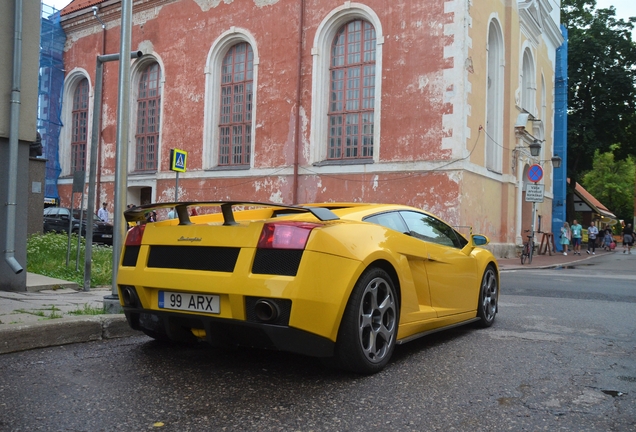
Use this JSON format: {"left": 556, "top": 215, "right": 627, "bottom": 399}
{"left": 55, "top": 0, "right": 564, "bottom": 257}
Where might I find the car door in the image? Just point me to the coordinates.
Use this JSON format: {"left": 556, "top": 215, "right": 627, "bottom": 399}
{"left": 43, "top": 207, "right": 55, "bottom": 232}
{"left": 399, "top": 211, "right": 478, "bottom": 317}
{"left": 363, "top": 211, "right": 437, "bottom": 323}
{"left": 49, "top": 208, "right": 66, "bottom": 232}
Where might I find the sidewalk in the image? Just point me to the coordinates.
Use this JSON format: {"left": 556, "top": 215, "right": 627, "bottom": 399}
{"left": 497, "top": 247, "right": 613, "bottom": 271}
{"left": 0, "top": 273, "right": 140, "bottom": 355}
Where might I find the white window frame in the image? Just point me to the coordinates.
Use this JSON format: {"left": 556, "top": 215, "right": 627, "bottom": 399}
{"left": 60, "top": 69, "right": 92, "bottom": 177}
{"left": 485, "top": 17, "right": 504, "bottom": 173}
{"left": 203, "top": 27, "right": 259, "bottom": 170}
{"left": 129, "top": 53, "right": 166, "bottom": 174}
{"left": 310, "top": 2, "right": 384, "bottom": 165}
{"left": 520, "top": 47, "right": 536, "bottom": 115}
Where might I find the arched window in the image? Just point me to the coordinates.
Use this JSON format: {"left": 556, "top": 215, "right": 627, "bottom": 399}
{"left": 521, "top": 48, "right": 536, "bottom": 115}
{"left": 486, "top": 20, "right": 504, "bottom": 173}
{"left": 71, "top": 78, "right": 89, "bottom": 173}
{"left": 328, "top": 19, "right": 376, "bottom": 160}
{"left": 135, "top": 62, "right": 161, "bottom": 171}
{"left": 219, "top": 43, "right": 253, "bottom": 166}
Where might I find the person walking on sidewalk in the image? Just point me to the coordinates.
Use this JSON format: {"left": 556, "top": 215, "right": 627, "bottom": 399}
{"left": 560, "top": 221, "right": 571, "bottom": 255}
{"left": 587, "top": 221, "right": 599, "bottom": 255}
{"left": 602, "top": 227, "right": 614, "bottom": 251}
{"left": 571, "top": 219, "right": 583, "bottom": 255}
{"left": 622, "top": 223, "right": 634, "bottom": 254}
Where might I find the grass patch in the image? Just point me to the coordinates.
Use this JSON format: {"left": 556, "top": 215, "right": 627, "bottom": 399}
{"left": 27, "top": 232, "right": 113, "bottom": 287}
{"left": 67, "top": 303, "right": 107, "bottom": 316}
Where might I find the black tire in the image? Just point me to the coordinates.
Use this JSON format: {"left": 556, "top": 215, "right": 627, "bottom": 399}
{"left": 476, "top": 265, "right": 498, "bottom": 327}
{"left": 520, "top": 249, "right": 526, "bottom": 265}
{"left": 334, "top": 267, "right": 399, "bottom": 374}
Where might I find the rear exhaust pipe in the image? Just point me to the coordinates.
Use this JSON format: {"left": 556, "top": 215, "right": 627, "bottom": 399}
{"left": 254, "top": 299, "right": 280, "bottom": 323}
{"left": 120, "top": 285, "right": 138, "bottom": 307}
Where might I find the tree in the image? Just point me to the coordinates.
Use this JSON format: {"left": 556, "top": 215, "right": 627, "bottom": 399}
{"left": 561, "top": 0, "right": 636, "bottom": 220}
{"left": 581, "top": 146, "right": 635, "bottom": 221}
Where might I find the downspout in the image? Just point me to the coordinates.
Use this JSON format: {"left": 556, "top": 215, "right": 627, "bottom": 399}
{"left": 292, "top": 0, "right": 305, "bottom": 204}
{"left": 93, "top": 6, "right": 106, "bottom": 209}
{"left": 5, "top": 0, "right": 25, "bottom": 274}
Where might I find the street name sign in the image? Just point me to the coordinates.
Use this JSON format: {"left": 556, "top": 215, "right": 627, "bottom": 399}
{"left": 525, "top": 184, "right": 545, "bottom": 202}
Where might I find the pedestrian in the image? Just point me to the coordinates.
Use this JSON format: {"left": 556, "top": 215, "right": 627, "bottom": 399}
{"left": 97, "top": 202, "right": 109, "bottom": 223}
{"left": 167, "top": 207, "right": 177, "bottom": 219}
{"left": 146, "top": 211, "right": 157, "bottom": 223}
{"left": 190, "top": 207, "right": 198, "bottom": 216}
{"left": 560, "top": 221, "right": 571, "bottom": 255}
{"left": 586, "top": 221, "right": 599, "bottom": 255}
{"left": 622, "top": 223, "right": 634, "bottom": 254}
{"left": 602, "top": 227, "right": 614, "bottom": 251}
{"left": 570, "top": 219, "right": 583, "bottom": 255}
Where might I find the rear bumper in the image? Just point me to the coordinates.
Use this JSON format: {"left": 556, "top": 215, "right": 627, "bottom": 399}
{"left": 124, "top": 308, "right": 335, "bottom": 358}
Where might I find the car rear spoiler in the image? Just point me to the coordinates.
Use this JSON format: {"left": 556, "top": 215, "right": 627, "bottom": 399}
{"left": 123, "top": 201, "right": 340, "bottom": 226}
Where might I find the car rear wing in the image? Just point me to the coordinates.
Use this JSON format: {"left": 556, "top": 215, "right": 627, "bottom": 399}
{"left": 123, "top": 201, "right": 340, "bottom": 226}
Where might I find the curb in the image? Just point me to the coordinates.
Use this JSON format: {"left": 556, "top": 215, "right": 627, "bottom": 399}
{"left": 0, "top": 315, "right": 141, "bottom": 355}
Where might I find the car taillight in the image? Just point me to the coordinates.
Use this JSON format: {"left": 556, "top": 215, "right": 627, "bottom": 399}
{"left": 125, "top": 224, "right": 146, "bottom": 246}
{"left": 257, "top": 222, "right": 320, "bottom": 249}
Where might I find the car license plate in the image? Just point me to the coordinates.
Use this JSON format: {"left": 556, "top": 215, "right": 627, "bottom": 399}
{"left": 102, "top": 234, "right": 113, "bottom": 238}
{"left": 158, "top": 291, "right": 220, "bottom": 314}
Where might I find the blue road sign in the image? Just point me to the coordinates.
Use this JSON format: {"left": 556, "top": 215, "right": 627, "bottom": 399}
{"left": 527, "top": 164, "right": 543, "bottom": 183}
{"left": 170, "top": 149, "right": 187, "bottom": 172}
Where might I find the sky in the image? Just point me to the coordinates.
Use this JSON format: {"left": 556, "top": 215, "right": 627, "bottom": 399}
{"left": 595, "top": 0, "right": 636, "bottom": 38}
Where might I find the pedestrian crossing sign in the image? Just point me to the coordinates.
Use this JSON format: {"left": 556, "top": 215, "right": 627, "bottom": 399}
{"left": 170, "top": 149, "right": 187, "bottom": 172}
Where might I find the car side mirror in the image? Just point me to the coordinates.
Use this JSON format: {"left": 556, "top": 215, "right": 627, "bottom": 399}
{"left": 472, "top": 234, "right": 489, "bottom": 246}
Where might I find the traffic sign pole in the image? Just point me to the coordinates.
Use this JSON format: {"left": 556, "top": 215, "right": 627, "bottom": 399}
{"left": 175, "top": 172, "right": 179, "bottom": 202}
{"left": 170, "top": 148, "right": 187, "bottom": 202}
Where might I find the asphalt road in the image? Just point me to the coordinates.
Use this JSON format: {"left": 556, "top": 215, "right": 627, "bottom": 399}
{"left": 0, "top": 254, "right": 634, "bottom": 431}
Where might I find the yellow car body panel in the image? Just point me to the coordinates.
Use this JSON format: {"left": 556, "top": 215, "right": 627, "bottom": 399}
{"left": 117, "top": 201, "right": 499, "bottom": 366}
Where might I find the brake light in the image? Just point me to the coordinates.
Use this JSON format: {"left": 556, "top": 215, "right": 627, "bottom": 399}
{"left": 257, "top": 222, "right": 320, "bottom": 249}
{"left": 125, "top": 224, "right": 146, "bottom": 246}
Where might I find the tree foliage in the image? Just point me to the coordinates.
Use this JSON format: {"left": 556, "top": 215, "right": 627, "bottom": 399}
{"left": 581, "top": 146, "right": 635, "bottom": 221}
{"left": 561, "top": 0, "right": 636, "bottom": 179}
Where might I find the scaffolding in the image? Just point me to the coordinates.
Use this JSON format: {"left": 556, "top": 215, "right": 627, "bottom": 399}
{"left": 38, "top": 3, "right": 66, "bottom": 202}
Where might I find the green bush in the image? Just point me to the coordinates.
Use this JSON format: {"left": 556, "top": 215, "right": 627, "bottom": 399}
{"left": 27, "top": 232, "right": 113, "bottom": 287}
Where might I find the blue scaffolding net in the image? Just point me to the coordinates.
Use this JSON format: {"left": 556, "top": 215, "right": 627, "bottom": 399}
{"left": 39, "top": 3, "right": 66, "bottom": 202}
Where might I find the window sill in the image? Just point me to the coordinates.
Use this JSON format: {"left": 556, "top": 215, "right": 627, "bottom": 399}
{"left": 130, "top": 170, "right": 158, "bottom": 176}
{"left": 313, "top": 158, "right": 374, "bottom": 167}
{"left": 206, "top": 165, "right": 251, "bottom": 171}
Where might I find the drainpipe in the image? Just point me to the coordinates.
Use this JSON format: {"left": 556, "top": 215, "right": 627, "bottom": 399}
{"left": 93, "top": 6, "right": 106, "bottom": 209}
{"left": 5, "top": 0, "right": 25, "bottom": 274}
{"left": 292, "top": 0, "right": 305, "bottom": 204}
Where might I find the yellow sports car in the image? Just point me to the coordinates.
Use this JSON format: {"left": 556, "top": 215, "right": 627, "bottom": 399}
{"left": 118, "top": 202, "right": 499, "bottom": 374}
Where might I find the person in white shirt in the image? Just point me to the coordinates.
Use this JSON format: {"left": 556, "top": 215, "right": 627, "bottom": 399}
{"left": 167, "top": 208, "right": 177, "bottom": 219}
{"left": 586, "top": 221, "right": 599, "bottom": 255}
{"left": 97, "top": 202, "right": 109, "bottom": 223}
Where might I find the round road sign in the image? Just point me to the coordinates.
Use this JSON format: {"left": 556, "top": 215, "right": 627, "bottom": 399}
{"left": 527, "top": 164, "right": 543, "bottom": 183}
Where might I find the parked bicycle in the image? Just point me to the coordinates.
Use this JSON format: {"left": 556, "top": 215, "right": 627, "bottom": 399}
{"left": 520, "top": 229, "right": 534, "bottom": 265}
